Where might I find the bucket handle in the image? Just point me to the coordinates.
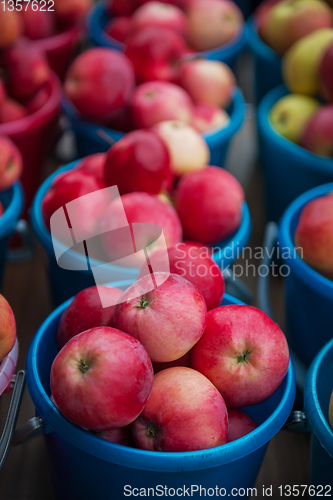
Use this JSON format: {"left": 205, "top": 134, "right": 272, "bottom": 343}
{"left": 7, "top": 220, "right": 35, "bottom": 262}
{"left": 0, "top": 370, "right": 26, "bottom": 472}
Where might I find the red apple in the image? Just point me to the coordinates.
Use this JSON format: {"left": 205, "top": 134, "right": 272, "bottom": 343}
{"left": 114, "top": 273, "right": 207, "bottom": 362}
{"left": 0, "top": 98, "right": 28, "bottom": 124}
{"left": 56, "top": 285, "right": 124, "bottom": 349}
{"left": 152, "top": 351, "right": 190, "bottom": 374}
{"left": 125, "top": 26, "right": 188, "bottom": 83}
{"left": 25, "top": 86, "right": 50, "bottom": 114}
{"left": 152, "top": 120, "right": 209, "bottom": 176}
{"left": 174, "top": 166, "right": 245, "bottom": 244}
{"left": 294, "top": 192, "right": 333, "bottom": 276}
{"left": 54, "top": 0, "right": 93, "bottom": 26}
{"left": 320, "top": 42, "right": 333, "bottom": 102}
{"left": 135, "top": 0, "right": 186, "bottom": 8}
{"left": 0, "top": 79, "right": 6, "bottom": 109}
{"left": 76, "top": 153, "right": 106, "bottom": 183}
{"left": 227, "top": 408, "right": 257, "bottom": 442}
{"left": 0, "top": 294, "right": 16, "bottom": 362}
{"left": 21, "top": 5, "right": 57, "bottom": 40}
{"left": 107, "top": 0, "right": 136, "bottom": 16}
{"left": 190, "top": 305, "right": 290, "bottom": 407}
{"left": 99, "top": 192, "right": 182, "bottom": 266}
{"left": 186, "top": 0, "right": 244, "bottom": 51}
{"left": 130, "top": 81, "right": 194, "bottom": 129}
{"left": 191, "top": 103, "right": 230, "bottom": 133}
{"left": 104, "top": 17, "right": 133, "bottom": 43}
{"left": 139, "top": 243, "right": 225, "bottom": 310}
{"left": 51, "top": 326, "right": 154, "bottom": 430}
{"left": 131, "top": 2, "right": 187, "bottom": 36}
{"left": 301, "top": 105, "right": 333, "bottom": 157}
{"left": 64, "top": 48, "right": 135, "bottom": 124}
{"left": 92, "top": 426, "right": 135, "bottom": 447}
{"left": 4, "top": 40, "right": 50, "bottom": 100}
{"left": 0, "top": 136, "right": 23, "bottom": 191}
{"left": 104, "top": 130, "right": 172, "bottom": 195}
{"left": 254, "top": 0, "right": 281, "bottom": 36}
{"left": 131, "top": 366, "right": 228, "bottom": 452}
{"left": 179, "top": 59, "right": 236, "bottom": 108}
{"left": 0, "top": 7, "right": 22, "bottom": 49}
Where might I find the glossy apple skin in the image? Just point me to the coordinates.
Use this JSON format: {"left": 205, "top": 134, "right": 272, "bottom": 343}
{"left": 227, "top": 408, "right": 257, "bottom": 443}
{"left": 0, "top": 98, "right": 28, "bottom": 124}
{"left": 175, "top": 166, "right": 244, "bottom": 244}
{"left": 64, "top": 48, "right": 135, "bottom": 124}
{"left": 139, "top": 243, "right": 225, "bottom": 310}
{"left": 107, "top": 0, "right": 136, "bottom": 16}
{"left": 130, "top": 81, "right": 193, "bottom": 129}
{"left": 0, "top": 136, "right": 23, "bottom": 191}
{"left": 0, "top": 8, "right": 22, "bottom": 50}
{"left": 76, "top": 153, "right": 106, "bottom": 183}
{"left": 186, "top": 0, "right": 244, "bottom": 51}
{"left": 56, "top": 285, "right": 124, "bottom": 349}
{"left": 192, "top": 103, "right": 230, "bottom": 133}
{"left": 179, "top": 59, "right": 236, "bottom": 108}
{"left": 125, "top": 26, "right": 187, "bottom": 83}
{"left": 131, "top": 2, "right": 187, "bottom": 36}
{"left": 104, "top": 130, "right": 173, "bottom": 195}
{"left": 51, "top": 326, "right": 154, "bottom": 430}
{"left": 320, "top": 43, "right": 333, "bottom": 102}
{"left": 294, "top": 193, "right": 333, "bottom": 276}
{"left": 301, "top": 105, "right": 333, "bottom": 158}
{"left": 131, "top": 366, "right": 228, "bottom": 452}
{"left": 99, "top": 192, "right": 182, "bottom": 265}
{"left": 190, "top": 305, "right": 290, "bottom": 407}
{"left": 0, "top": 294, "right": 16, "bottom": 362}
{"left": 22, "top": 5, "right": 56, "bottom": 40}
{"left": 114, "top": 273, "right": 207, "bottom": 362}
{"left": 104, "top": 17, "right": 133, "bottom": 43}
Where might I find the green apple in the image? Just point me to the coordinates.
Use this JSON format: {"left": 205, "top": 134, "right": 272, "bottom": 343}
{"left": 283, "top": 28, "right": 333, "bottom": 95}
{"left": 263, "top": 0, "right": 333, "bottom": 55}
{"left": 329, "top": 390, "right": 333, "bottom": 430}
{"left": 269, "top": 93, "right": 320, "bottom": 144}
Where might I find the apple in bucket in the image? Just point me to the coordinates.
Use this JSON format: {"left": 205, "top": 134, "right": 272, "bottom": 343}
{"left": 131, "top": 1, "right": 187, "bottom": 36}
{"left": 227, "top": 408, "right": 257, "bottom": 442}
{"left": 0, "top": 136, "right": 23, "bottom": 191}
{"left": 0, "top": 294, "right": 16, "bottom": 363}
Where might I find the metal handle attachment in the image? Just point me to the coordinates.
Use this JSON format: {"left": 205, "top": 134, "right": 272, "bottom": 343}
{"left": 0, "top": 370, "right": 26, "bottom": 472}
{"left": 283, "top": 411, "right": 311, "bottom": 433}
{"left": 12, "top": 416, "right": 44, "bottom": 446}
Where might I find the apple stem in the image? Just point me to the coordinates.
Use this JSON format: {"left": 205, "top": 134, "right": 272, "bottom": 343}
{"left": 133, "top": 296, "right": 150, "bottom": 309}
{"left": 237, "top": 350, "right": 251, "bottom": 363}
{"left": 78, "top": 359, "right": 89, "bottom": 374}
{"left": 146, "top": 424, "right": 157, "bottom": 438}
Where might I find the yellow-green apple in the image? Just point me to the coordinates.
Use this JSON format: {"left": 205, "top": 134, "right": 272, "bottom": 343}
{"left": 124, "top": 26, "right": 188, "bottom": 83}
{"left": 139, "top": 243, "right": 225, "bottom": 310}
{"left": 174, "top": 166, "right": 244, "bottom": 244}
{"left": 56, "top": 285, "right": 124, "bottom": 349}
{"left": 269, "top": 94, "right": 320, "bottom": 144}
{"left": 131, "top": 366, "right": 228, "bottom": 452}
{"left": 76, "top": 153, "right": 106, "bottom": 183}
{"left": 179, "top": 59, "right": 236, "bottom": 108}
{"left": 114, "top": 273, "right": 207, "bottom": 362}
{"left": 131, "top": 1, "right": 187, "bottom": 36}
{"left": 294, "top": 193, "right": 333, "bottom": 276}
{"left": 54, "top": 0, "right": 92, "bottom": 26}
{"left": 0, "top": 7, "right": 22, "bottom": 49}
{"left": 329, "top": 391, "right": 333, "bottom": 429}
{"left": 64, "top": 48, "right": 135, "bottom": 124}
{"left": 152, "top": 120, "right": 209, "bottom": 176}
{"left": 190, "top": 305, "right": 290, "bottom": 407}
{"left": 0, "top": 99, "right": 28, "bottom": 124}
{"left": 104, "top": 130, "right": 173, "bottom": 195}
{"left": 104, "top": 17, "right": 133, "bottom": 43}
{"left": 192, "top": 103, "right": 230, "bottom": 133}
{"left": 0, "top": 294, "right": 16, "bottom": 363}
{"left": 0, "top": 136, "right": 23, "bottom": 191}
{"left": 186, "top": 0, "right": 244, "bottom": 51}
{"left": 227, "top": 408, "right": 257, "bottom": 442}
{"left": 130, "top": 81, "right": 194, "bottom": 129}
{"left": 301, "top": 104, "right": 333, "bottom": 157}
{"left": 260, "top": 0, "right": 333, "bottom": 55}
{"left": 50, "top": 326, "right": 154, "bottom": 430}
{"left": 255, "top": 0, "right": 282, "bottom": 40}
{"left": 283, "top": 28, "right": 333, "bottom": 95}
{"left": 21, "top": 5, "right": 56, "bottom": 40}
{"left": 99, "top": 191, "right": 182, "bottom": 266}
{"left": 320, "top": 43, "right": 333, "bottom": 102}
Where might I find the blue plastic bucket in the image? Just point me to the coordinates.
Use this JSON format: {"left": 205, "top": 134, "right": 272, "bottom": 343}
{"left": 0, "top": 183, "right": 24, "bottom": 287}
{"left": 304, "top": 338, "right": 333, "bottom": 487}
{"left": 30, "top": 160, "right": 252, "bottom": 306}
{"left": 86, "top": 1, "right": 249, "bottom": 69}
{"left": 257, "top": 85, "right": 333, "bottom": 223}
{"left": 26, "top": 285, "right": 296, "bottom": 500}
{"left": 278, "top": 183, "right": 333, "bottom": 370}
{"left": 62, "top": 89, "right": 246, "bottom": 167}
{"left": 246, "top": 16, "right": 282, "bottom": 103}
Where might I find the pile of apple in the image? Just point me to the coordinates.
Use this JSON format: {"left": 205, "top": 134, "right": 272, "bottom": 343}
{"left": 64, "top": 45, "right": 236, "bottom": 134}
{"left": 0, "top": 294, "right": 16, "bottom": 365}
{"left": 50, "top": 270, "right": 290, "bottom": 452}
{"left": 104, "top": 0, "right": 244, "bottom": 53}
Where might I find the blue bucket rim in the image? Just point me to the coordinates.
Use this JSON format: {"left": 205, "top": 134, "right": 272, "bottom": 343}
{"left": 26, "top": 285, "right": 296, "bottom": 472}
{"left": 30, "top": 159, "right": 252, "bottom": 272}
{"left": 0, "top": 182, "right": 24, "bottom": 238}
{"left": 278, "top": 182, "right": 333, "bottom": 301}
{"left": 246, "top": 15, "right": 280, "bottom": 63}
{"left": 257, "top": 85, "right": 333, "bottom": 173}
{"left": 86, "top": 0, "right": 249, "bottom": 62}
{"left": 304, "top": 338, "right": 333, "bottom": 457}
